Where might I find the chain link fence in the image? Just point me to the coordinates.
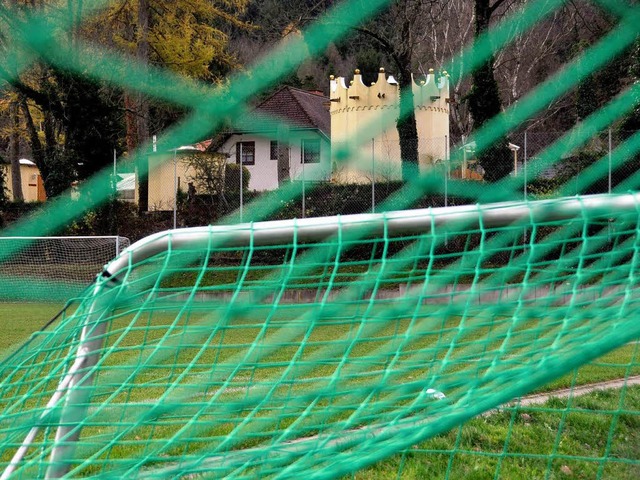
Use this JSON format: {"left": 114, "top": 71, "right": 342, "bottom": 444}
{"left": 119, "top": 131, "right": 640, "bottom": 228}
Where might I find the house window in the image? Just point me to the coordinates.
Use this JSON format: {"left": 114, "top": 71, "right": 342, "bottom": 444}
{"left": 236, "top": 141, "right": 255, "bottom": 165}
{"left": 270, "top": 141, "right": 278, "bottom": 160}
{"left": 301, "top": 139, "right": 321, "bottom": 164}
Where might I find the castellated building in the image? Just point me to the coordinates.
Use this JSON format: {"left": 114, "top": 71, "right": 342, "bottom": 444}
{"left": 329, "top": 67, "right": 450, "bottom": 183}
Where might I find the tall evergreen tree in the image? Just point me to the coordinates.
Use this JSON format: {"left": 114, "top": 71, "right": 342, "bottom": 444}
{"left": 0, "top": 0, "right": 248, "bottom": 199}
{"left": 104, "top": 0, "right": 249, "bottom": 210}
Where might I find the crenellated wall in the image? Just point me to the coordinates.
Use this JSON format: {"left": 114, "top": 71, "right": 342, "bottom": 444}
{"left": 330, "top": 67, "right": 450, "bottom": 182}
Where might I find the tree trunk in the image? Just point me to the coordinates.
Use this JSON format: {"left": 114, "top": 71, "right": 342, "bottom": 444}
{"left": 19, "top": 97, "right": 44, "bottom": 172}
{"left": 396, "top": 68, "right": 420, "bottom": 182}
{"left": 470, "top": 0, "right": 502, "bottom": 128}
{"left": 8, "top": 100, "right": 23, "bottom": 201}
{"left": 136, "top": 0, "right": 150, "bottom": 212}
{"left": 469, "top": 0, "right": 511, "bottom": 182}
{"left": 124, "top": 93, "right": 138, "bottom": 153}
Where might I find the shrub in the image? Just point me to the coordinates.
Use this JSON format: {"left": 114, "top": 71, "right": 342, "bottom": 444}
{"left": 225, "top": 164, "right": 250, "bottom": 194}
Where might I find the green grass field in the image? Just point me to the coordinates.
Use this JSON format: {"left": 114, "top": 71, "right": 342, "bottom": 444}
{"left": 0, "top": 303, "right": 64, "bottom": 356}
{"left": 1, "top": 300, "right": 638, "bottom": 478}
{"left": 2, "top": 301, "right": 636, "bottom": 394}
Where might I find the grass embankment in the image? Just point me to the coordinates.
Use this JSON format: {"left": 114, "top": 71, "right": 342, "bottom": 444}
{"left": 356, "top": 386, "right": 640, "bottom": 479}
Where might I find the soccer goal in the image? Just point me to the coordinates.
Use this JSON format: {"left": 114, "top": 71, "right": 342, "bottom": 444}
{"left": 0, "top": 236, "right": 130, "bottom": 302}
{"left": 1, "top": 193, "right": 639, "bottom": 479}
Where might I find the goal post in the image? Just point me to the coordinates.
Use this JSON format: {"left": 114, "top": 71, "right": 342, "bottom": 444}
{"left": 2, "top": 193, "right": 640, "bottom": 478}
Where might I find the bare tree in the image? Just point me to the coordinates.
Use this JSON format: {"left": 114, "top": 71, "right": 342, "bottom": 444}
{"left": 493, "top": 2, "right": 578, "bottom": 128}
{"left": 467, "top": 0, "right": 518, "bottom": 181}
{"left": 185, "top": 152, "right": 227, "bottom": 201}
{"left": 417, "top": 0, "right": 475, "bottom": 139}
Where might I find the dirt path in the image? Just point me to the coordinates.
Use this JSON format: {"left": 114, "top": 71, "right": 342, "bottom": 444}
{"left": 516, "top": 375, "right": 640, "bottom": 406}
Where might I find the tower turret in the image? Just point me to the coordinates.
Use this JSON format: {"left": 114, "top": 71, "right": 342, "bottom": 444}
{"left": 330, "top": 67, "right": 449, "bottom": 183}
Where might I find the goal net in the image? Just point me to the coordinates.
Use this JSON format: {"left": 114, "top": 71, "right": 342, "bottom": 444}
{"left": 0, "top": 236, "right": 130, "bottom": 302}
{"left": 1, "top": 0, "right": 640, "bottom": 478}
{"left": 1, "top": 193, "right": 640, "bottom": 478}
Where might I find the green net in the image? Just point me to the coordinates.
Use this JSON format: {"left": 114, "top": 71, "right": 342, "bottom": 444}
{"left": 3, "top": 196, "right": 640, "bottom": 478}
{"left": 1, "top": 0, "right": 640, "bottom": 478}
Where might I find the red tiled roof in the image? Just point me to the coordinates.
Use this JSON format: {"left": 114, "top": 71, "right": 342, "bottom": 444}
{"left": 235, "top": 86, "right": 330, "bottom": 138}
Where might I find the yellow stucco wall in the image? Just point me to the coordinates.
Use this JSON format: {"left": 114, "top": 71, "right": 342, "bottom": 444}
{"left": 3, "top": 162, "right": 45, "bottom": 202}
{"left": 147, "top": 151, "right": 226, "bottom": 211}
{"left": 329, "top": 68, "right": 450, "bottom": 183}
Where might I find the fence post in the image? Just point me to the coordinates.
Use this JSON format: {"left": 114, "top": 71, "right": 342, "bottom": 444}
{"left": 112, "top": 149, "right": 117, "bottom": 199}
{"left": 444, "top": 135, "right": 449, "bottom": 248}
{"left": 371, "top": 138, "right": 375, "bottom": 213}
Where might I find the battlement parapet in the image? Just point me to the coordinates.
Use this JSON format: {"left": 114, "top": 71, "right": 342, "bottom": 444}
{"left": 329, "top": 67, "right": 449, "bottom": 115}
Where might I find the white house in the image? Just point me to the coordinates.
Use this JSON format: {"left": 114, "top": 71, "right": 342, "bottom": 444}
{"left": 213, "top": 86, "right": 331, "bottom": 191}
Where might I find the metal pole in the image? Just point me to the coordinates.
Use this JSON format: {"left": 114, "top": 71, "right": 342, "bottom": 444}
{"left": 45, "top": 283, "right": 120, "bottom": 479}
{"left": 173, "top": 149, "right": 177, "bottom": 230}
{"left": 524, "top": 131, "right": 528, "bottom": 200}
{"left": 608, "top": 128, "right": 612, "bottom": 194}
{"left": 371, "top": 138, "right": 375, "bottom": 213}
{"left": 112, "top": 149, "right": 117, "bottom": 198}
{"left": 302, "top": 150, "right": 306, "bottom": 219}
{"left": 444, "top": 135, "right": 448, "bottom": 208}
{"left": 240, "top": 142, "right": 243, "bottom": 222}
{"left": 523, "top": 131, "right": 528, "bottom": 247}
{"left": 608, "top": 128, "right": 613, "bottom": 242}
{"left": 444, "top": 135, "right": 449, "bottom": 248}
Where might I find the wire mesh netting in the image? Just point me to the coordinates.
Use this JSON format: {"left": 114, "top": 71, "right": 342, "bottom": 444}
{"left": 0, "top": 236, "right": 129, "bottom": 302}
{"left": 1, "top": 0, "right": 640, "bottom": 478}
